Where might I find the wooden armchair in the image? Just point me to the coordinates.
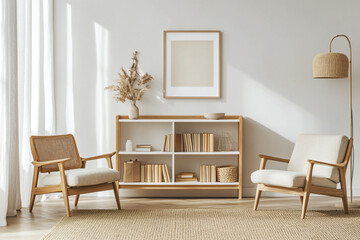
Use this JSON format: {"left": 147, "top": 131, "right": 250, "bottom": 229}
{"left": 29, "top": 134, "right": 121, "bottom": 217}
{"left": 251, "top": 134, "right": 353, "bottom": 219}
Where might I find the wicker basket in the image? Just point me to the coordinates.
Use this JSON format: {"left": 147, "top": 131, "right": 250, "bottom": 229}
{"left": 216, "top": 165, "right": 237, "bottom": 182}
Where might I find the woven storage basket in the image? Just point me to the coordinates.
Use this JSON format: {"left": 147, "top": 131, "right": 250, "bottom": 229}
{"left": 216, "top": 165, "right": 237, "bottom": 182}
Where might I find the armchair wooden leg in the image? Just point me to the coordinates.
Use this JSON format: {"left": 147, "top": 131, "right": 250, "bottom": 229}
{"left": 74, "top": 194, "right": 80, "bottom": 207}
{"left": 29, "top": 192, "right": 36, "bottom": 213}
{"left": 29, "top": 166, "right": 39, "bottom": 213}
{"left": 301, "top": 191, "right": 310, "bottom": 219}
{"left": 253, "top": 185, "right": 262, "bottom": 210}
{"left": 58, "top": 163, "right": 71, "bottom": 217}
{"left": 300, "top": 196, "right": 303, "bottom": 205}
{"left": 113, "top": 181, "right": 121, "bottom": 210}
{"left": 62, "top": 188, "right": 71, "bottom": 217}
{"left": 339, "top": 168, "right": 349, "bottom": 213}
{"left": 301, "top": 163, "right": 314, "bottom": 219}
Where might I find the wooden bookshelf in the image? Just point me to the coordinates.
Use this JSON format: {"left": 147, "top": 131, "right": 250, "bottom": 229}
{"left": 116, "top": 115, "right": 243, "bottom": 199}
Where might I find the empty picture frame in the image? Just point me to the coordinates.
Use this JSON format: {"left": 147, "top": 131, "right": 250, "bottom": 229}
{"left": 163, "top": 31, "right": 221, "bottom": 98}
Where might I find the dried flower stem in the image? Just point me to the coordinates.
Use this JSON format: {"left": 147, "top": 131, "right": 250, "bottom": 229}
{"left": 105, "top": 51, "right": 153, "bottom": 106}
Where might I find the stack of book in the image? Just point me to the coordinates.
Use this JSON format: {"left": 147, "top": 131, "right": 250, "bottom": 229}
{"left": 141, "top": 164, "right": 171, "bottom": 182}
{"left": 136, "top": 144, "right": 151, "bottom": 152}
{"left": 175, "top": 172, "right": 198, "bottom": 182}
{"left": 200, "top": 165, "right": 217, "bottom": 182}
{"left": 162, "top": 133, "right": 215, "bottom": 152}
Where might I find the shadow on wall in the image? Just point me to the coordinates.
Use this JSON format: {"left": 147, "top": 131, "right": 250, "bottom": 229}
{"left": 242, "top": 117, "right": 295, "bottom": 197}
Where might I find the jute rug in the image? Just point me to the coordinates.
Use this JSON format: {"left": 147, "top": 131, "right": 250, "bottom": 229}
{"left": 42, "top": 209, "right": 360, "bottom": 240}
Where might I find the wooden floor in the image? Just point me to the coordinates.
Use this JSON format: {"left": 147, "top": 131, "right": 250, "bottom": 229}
{"left": 1, "top": 196, "right": 358, "bottom": 240}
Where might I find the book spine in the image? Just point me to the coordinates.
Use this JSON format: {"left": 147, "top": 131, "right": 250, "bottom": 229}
{"left": 141, "top": 165, "right": 145, "bottom": 182}
{"left": 211, "top": 165, "right": 216, "bottom": 182}
{"left": 202, "top": 133, "right": 204, "bottom": 152}
{"left": 200, "top": 165, "right": 203, "bottom": 182}
{"left": 162, "top": 135, "right": 167, "bottom": 152}
{"left": 180, "top": 134, "right": 184, "bottom": 152}
{"left": 161, "top": 164, "right": 167, "bottom": 183}
{"left": 147, "top": 165, "right": 151, "bottom": 182}
{"left": 151, "top": 164, "right": 155, "bottom": 182}
{"left": 210, "top": 134, "right": 214, "bottom": 152}
{"left": 154, "top": 164, "right": 158, "bottom": 183}
{"left": 165, "top": 164, "right": 171, "bottom": 182}
{"left": 158, "top": 165, "right": 162, "bottom": 182}
{"left": 169, "top": 134, "right": 173, "bottom": 152}
{"left": 144, "top": 165, "right": 147, "bottom": 182}
{"left": 205, "top": 133, "right": 208, "bottom": 152}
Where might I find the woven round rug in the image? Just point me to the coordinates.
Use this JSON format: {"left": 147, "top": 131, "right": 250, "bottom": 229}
{"left": 42, "top": 209, "right": 360, "bottom": 240}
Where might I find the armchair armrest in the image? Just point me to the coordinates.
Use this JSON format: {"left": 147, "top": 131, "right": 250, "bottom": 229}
{"left": 258, "top": 154, "right": 290, "bottom": 170}
{"left": 258, "top": 154, "right": 290, "bottom": 163}
{"left": 32, "top": 158, "right": 71, "bottom": 167}
{"left": 308, "top": 159, "right": 345, "bottom": 168}
{"left": 81, "top": 152, "right": 116, "bottom": 162}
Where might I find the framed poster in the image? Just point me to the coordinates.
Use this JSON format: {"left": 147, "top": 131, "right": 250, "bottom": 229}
{"left": 163, "top": 31, "right": 221, "bottom": 98}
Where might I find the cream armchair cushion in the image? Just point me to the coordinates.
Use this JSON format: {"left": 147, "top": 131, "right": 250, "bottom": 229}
{"left": 251, "top": 169, "right": 337, "bottom": 188}
{"left": 40, "top": 168, "right": 120, "bottom": 187}
{"left": 288, "top": 134, "right": 348, "bottom": 183}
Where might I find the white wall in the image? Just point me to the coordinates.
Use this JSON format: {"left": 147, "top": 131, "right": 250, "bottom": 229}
{"left": 54, "top": 0, "right": 360, "bottom": 197}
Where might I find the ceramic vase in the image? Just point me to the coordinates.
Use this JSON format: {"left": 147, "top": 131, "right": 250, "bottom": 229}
{"left": 126, "top": 140, "right": 133, "bottom": 152}
{"left": 129, "top": 103, "right": 139, "bottom": 120}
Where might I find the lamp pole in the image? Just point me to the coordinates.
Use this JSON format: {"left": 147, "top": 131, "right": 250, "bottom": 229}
{"left": 329, "top": 35, "right": 353, "bottom": 202}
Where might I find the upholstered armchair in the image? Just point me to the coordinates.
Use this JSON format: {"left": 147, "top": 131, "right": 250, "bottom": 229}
{"left": 29, "top": 134, "right": 121, "bottom": 217}
{"left": 251, "top": 134, "right": 353, "bottom": 219}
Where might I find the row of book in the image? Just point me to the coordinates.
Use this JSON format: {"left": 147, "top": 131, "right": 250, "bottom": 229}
{"left": 162, "top": 133, "right": 215, "bottom": 152}
{"left": 141, "top": 164, "right": 171, "bottom": 182}
{"left": 200, "top": 165, "right": 217, "bottom": 182}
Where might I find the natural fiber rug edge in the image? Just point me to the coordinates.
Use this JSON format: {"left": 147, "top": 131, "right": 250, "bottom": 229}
{"left": 42, "top": 209, "right": 360, "bottom": 240}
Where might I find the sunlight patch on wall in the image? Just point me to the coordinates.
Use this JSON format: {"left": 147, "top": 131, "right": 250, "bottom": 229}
{"left": 228, "top": 65, "right": 317, "bottom": 142}
{"left": 94, "top": 22, "right": 110, "bottom": 168}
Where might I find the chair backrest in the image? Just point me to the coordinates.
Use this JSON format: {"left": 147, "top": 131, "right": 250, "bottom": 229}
{"left": 287, "top": 134, "right": 349, "bottom": 183}
{"left": 30, "top": 134, "right": 82, "bottom": 173}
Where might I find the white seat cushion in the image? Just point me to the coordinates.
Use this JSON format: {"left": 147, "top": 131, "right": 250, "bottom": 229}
{"left": 251, "top": 169, "right": 337, "bottom": 188}
{"left": 288, "top": 134, "right": 348, "bottom": 183}
{"left": 39, "top": 168, "right": 120, "bottom": 187}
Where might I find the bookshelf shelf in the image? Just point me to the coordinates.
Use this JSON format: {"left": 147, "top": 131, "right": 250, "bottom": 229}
{"left": 116, "top": 115, "right": 243, "bottom": 199}
{"left": 118, "top": 119, "right": 240, "bottom": 123}
{"left": 119, "top": 182, "right": 239, "bottom": 186}
{"left": 118, "top": 151, "right": 239, "bottom": 155}
{"left": 118, "top": 151, "right": 173, "bottom": 155}
{"left": 174, "top": 151, "right": 240, "bottom": 155}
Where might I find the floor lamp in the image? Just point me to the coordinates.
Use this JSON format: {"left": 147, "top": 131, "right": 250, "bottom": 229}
{"left": 312, "top": 34, "right": 354, "bottom": 202}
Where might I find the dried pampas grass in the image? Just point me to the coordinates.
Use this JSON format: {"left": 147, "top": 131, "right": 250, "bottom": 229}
{"left": 105, "top": 51, "right": 153, "bottom": 105}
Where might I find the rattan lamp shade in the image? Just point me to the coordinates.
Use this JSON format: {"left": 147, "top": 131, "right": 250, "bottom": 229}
{"left": 313, "top": 52, "right": 349, "bottom": 78}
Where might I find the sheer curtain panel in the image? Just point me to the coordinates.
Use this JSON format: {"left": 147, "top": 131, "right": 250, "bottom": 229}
{"left": 17, "top": 0, "right": 56, "bottom": 208}
{"left": 0, "top": 0, "right": 55, "bottom": 226}
{"left": 0, "top": 0, "right": 21, "bottom": 227}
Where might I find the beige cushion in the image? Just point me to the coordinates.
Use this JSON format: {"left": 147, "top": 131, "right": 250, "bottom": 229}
{"left": 251, "top": 169, "right": 337, "bottom": 188}
{"left": 40, "top": 168, "right": 120, "bottom": 187}
{"left": 288, "top": 134, "right": 348, "bottom": 183}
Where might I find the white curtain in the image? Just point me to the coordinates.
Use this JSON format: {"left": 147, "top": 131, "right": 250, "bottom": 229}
{"left": 17, "top": 0, "right": 56, "bottom": 208}
{"left": 0, "top": 0, "right": 55, "bottom": 226}
{"left": 0, "top": 0, "right": 21, "bottom": 227}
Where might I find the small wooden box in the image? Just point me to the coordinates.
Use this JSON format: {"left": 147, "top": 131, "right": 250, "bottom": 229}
{"left": 123, "top": 160, "right": 141, "bottom": 182}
